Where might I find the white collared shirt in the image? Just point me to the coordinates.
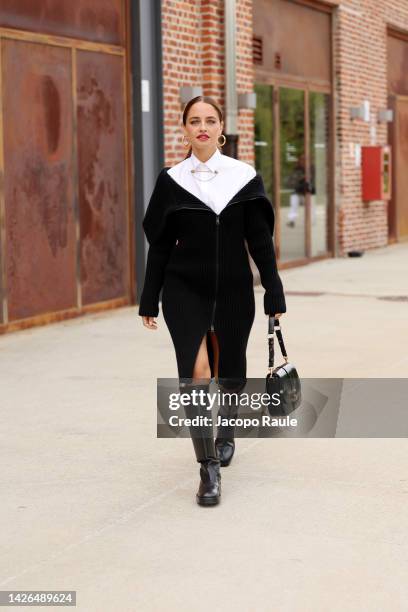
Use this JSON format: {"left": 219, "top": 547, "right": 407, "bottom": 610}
{"left": 167, "top": 148, "right": 256, "bottom": 215}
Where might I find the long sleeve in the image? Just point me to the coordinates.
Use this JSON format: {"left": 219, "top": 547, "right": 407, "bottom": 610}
{"left": 138, "top": 220, "right": 175, "bottom": 317}
{"left": 138, "top": 170, "right": 176, "bottom": 317}
{"left": 244, "top": 198, "right": 287, "bottom": 316}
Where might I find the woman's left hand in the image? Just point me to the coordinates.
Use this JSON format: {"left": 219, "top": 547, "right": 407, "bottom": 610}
{"left": 267, "top": 313, "right": 283, "bottom": 318}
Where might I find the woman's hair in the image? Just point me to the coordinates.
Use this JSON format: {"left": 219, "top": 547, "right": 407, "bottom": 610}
{"left": 182, "top": 96, "right": 224, "bottom": 159}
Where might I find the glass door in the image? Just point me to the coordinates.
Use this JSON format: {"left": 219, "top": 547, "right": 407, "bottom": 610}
{"left": 279, "top": 87, "right": 306, "bottom": 261}
{"left": 254, "top": 83, "right": 331, "bottom": 264}
{"left": 254, "top": 83, "right": 274, "bottom": 203}
{"left": 309, "top": 91, "right": 330, "bottom": 257}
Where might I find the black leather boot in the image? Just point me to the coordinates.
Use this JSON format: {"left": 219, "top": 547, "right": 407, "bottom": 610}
{"left": 215, "top": 379, "right": 245, "bottom": 467}
{"left": 181, "top": 380, "right": 221, "bottom": 506}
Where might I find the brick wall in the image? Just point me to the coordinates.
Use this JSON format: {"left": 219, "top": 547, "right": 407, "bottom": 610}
{"left": 161, "top": 0, "right": 254, "bottom": 167}
{"left": 161, "top": 0, "right": 408, "bottom": 255}
{"left": 335, "top": 0, "right": 408, "bottom": 254}
{"left": 161, "top": 0, "right": 202, "bottom": 166}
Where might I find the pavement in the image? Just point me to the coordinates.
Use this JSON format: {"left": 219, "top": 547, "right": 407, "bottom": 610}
{"left": 1, "top": 242, "right": 408, "bottom": 611}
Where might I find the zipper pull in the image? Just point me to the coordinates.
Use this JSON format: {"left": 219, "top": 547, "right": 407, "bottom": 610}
{"left": 216, "top": 216, "right": 220, "bottom": 225}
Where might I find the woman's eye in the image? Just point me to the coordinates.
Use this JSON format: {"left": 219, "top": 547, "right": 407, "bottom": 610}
{"left": 191, "top": 119, "right": 216, "bottom": 124}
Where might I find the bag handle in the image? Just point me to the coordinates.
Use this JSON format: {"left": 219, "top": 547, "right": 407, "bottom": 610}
{"left": 267, "top": 316, "right": 289, "bottom": 374}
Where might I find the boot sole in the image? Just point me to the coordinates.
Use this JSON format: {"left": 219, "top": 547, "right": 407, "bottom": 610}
{"left": 196, "top": 495, "right": 220, "bottom": 506}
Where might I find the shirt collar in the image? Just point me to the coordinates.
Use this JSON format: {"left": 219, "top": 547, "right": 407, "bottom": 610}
{"left": 190, "top": 147, "right": 222, "bottom": 172}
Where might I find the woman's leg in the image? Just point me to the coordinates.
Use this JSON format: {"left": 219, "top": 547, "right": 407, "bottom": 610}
{"left": 287, "top": 192, "right": 299, "bottom": 224}
{"left": 209, "top": 331, "right": 245, "bottom": 467}
{"left": 191, "top": 332, "right": 212, "bottom": 381}
{"left": 208, "top": 331, "right": 219, "bottom": 382}
{"left": 192, "top": 330, "right": 220, "bottom": 382}
{"left": 184, "top": 331, "right": 221, "bottom": 505}
{"left": 198, "top": 330, "right": 240, "bottom": 467}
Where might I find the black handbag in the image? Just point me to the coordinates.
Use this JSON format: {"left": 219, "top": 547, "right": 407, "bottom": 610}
{"left": 265, "top": 316, "right": 302, "bottom": 417}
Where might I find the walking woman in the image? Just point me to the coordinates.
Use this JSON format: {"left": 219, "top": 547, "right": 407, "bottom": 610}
{"left": 139, "top": 96, "right": 286, "bottom": 506}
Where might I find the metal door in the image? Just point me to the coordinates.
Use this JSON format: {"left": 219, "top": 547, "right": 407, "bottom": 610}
{"left": 389, "top": 95, "right": 408, "bottom": 241}
{"left": 0, "top": 1, "right": 131, "bottom": 331}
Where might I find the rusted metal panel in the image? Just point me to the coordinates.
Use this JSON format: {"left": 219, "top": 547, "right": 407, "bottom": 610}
{"left": 76, "top": 50, "right": 129, "bottom": 305}
{"left": 2, "top": 38, "right": 77, "bottom": 321}
{"left": 387, "top": 34, "right": 408, "bottom": 96}
{"left": 253, "top": 0, "right": 331, "bottom": 85}
{"left": 0, "top": 0, "right": 124, "bottom": 46}
{"left": 0, "top": 39, "right": 4, "bottom": 325}
{"left": 0, "top": 236, "right": 4, "bottom": 324}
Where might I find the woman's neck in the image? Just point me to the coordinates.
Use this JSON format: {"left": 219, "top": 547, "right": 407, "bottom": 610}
{"left": 191, "top": 147, "right": 218, "bottom": 164}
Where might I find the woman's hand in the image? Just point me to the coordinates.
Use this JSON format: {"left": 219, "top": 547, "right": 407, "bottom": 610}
{"left": 142, "top": 316, "right": 158, "bottom": 330}
{"left": 266, "top": 313, "right": 283, "bottom": 318}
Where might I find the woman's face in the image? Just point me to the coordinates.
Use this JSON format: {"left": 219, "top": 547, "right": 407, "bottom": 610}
{"left": 183, "top": 101, "right": 224, "bottom": 154}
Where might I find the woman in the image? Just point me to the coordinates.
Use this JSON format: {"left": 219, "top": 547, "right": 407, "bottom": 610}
{"left": 139, "top": 96, "right": 286, "bottom": 507}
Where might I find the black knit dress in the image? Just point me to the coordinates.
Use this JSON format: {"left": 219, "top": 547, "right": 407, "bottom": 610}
{"left": 138, "top": 167, "right": 286, "bottom": 381}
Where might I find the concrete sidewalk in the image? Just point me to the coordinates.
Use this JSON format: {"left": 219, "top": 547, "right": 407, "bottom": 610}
{"left": 1, "top": 243, "right": 407, "bottom": 611}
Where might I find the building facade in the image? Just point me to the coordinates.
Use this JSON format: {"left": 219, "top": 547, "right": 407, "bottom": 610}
{"left": 0, "top": 0, "right": 407, "bottom": 334}
{"left": 160, "top": 0, "right": 408, "bottom": 269}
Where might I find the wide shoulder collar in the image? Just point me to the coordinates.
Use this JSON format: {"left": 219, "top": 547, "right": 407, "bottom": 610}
{"left": 164, "top": 167, "right": 268, "bottom": 207}
{"left": 142, "top": 167, "right": 273, "bottom": 244}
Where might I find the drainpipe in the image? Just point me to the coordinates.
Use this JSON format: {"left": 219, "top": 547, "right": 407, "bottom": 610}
{"left": 224, "top": 0, "right": 239, "bottom": 158}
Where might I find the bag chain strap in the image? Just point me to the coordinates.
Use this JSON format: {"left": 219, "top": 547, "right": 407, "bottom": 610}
{"left": 267, "top": 316, "right": 288, "bottom": 375}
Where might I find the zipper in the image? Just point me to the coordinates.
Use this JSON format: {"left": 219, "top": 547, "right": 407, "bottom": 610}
{"left": 175, "top": 194, "right": 267, "bottom": 216}
{"left": 224, "top": 194, "right": 267, "bottom": 210}
{"left": 173, "top": 196, "right": 268, "bottom": 333}
{"left": 208, "top": 196, "right": 270, "bottom": 331}
{"left": 210, "top": 215, "right": 220, "bottom": 331}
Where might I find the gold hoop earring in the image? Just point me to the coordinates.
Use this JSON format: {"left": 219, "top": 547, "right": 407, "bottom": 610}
{"left": 181, "top": 135, "right": 190, "bottom": 148}
{"left": 218, "top": 134, "right": 226, "bottom": 147}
